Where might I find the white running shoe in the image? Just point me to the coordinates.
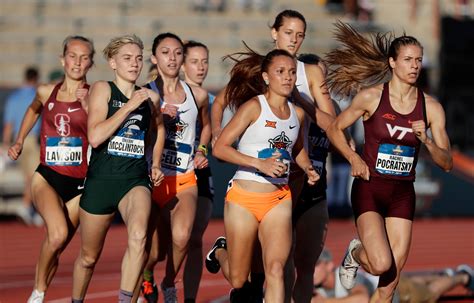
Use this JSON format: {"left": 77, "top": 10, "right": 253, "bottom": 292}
{"left": 161, "top": 283, "right": 177, "bottom": 303}
{"left": 339, "top": 238, "right": 361, "bottom": 289}
{"left": 27, "top": 289, "right": 45, "bottom": 303}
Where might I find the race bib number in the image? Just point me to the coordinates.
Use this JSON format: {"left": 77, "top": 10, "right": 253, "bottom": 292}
{"left": 161, "top": 139, "right": 192, "bottom": 173}
{"left": 108, "top": 128, "right": 145, "bottom": 158}
{"left": 257, "top": 148, "right": 291, "bottom": 178}
{"left": 375, "top": 143, "right": 415, "bottom": 176}
{"left": 45, "top": 137, "right": 83, "bottom": 166}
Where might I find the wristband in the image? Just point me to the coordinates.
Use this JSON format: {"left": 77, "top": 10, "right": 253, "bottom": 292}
{"left": 197, "top": 144, "right": 208, "bottom": 156}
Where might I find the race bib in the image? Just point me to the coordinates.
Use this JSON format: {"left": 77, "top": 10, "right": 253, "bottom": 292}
{"left": 108, "top": 128, "right": 145, "bottom": 158}
{"left": 375, "top": 143, "right": 415, "bottom": 176}
{"left": 45, "top": 137, "right": 83, "bottom": 166}
{"left": 161, "top": 139, "right": 192, "bottom": 173}
{"left": 257, "top": 148, "right": 291, "bottom": 178}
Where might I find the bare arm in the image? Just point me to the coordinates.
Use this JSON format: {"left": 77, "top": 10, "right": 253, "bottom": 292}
{"left": 307, "top": 63, "right": 337, "bottom": 119}
{"left": 326, "top": 88, "right": 379, "bottom": 180}
{"left": 210, "top": 88, "right": 227, "bottom": 145}
{"left": 292, "top": 106, "right": 320, "bottom": 185}
{"left": 413, "top": 96, "right": 452, "bottom": 171}
{"left": 149, "top": 91, "right": 165, "bottom": 186}
{"left": 87, "top": 81, "right": 151, "bottom": 148}
{"left": 7, "top": 85, "right": 53, "bottom": 160}
{"left": 193, "top": 86, "right": 211, "bottom": 168}
{"left": 213, "top": 98, "right": 287, "bottom": 178}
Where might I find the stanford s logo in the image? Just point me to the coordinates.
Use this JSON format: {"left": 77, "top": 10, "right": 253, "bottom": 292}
{"left": 386, "top": 123, "right": 413, "bottom": 140}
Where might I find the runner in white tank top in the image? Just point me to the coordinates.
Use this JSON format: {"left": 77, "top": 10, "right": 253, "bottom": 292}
{"left": 140, "top": 33, "right": 210, "bottom": 303}
{"left": 181, "top": 40, "right": 215, "bottom": 303}
{"left": 233, "top": 94, "right": 299, "bottom": 184}
{"left": 206, "top": 50, "right": 319, "bottom": 302}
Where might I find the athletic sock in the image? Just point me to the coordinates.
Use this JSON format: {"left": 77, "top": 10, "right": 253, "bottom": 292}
{"left": 184, "top": 299, "right": 196, "bottom": 303}
{"left": 143, "top": 269, "right": 154, "bottom": 282}
{"left": 71, "top": 299, "right": 83, "bottom": 303}
{"left": 118, "top": 289, "right": 133, "bottom": 303}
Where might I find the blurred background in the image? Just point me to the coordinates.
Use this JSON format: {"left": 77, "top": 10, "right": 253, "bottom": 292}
{"left": 0, "top": 0, "right": 473, "bottom": 219}
{"left": 0, "top": 1, "right": 473, "bottom": 302}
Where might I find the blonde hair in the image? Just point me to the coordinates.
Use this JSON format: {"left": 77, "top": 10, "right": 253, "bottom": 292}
{"left": 102, "top": 34, "right": 144, "bottom": 59}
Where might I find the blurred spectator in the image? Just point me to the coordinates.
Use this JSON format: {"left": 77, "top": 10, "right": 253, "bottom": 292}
{"left": 324, "top": 0, "right": 375, "bottom": 23}
{"left": 2, "top": 66, "right": 42, "bottom": 226}
{"left": 237, "top": 0, "right": 270, "bottom": 13}
{"left": 192, "top": 0, "right": 226, "bottom": 12}
{"left": 313, "top": 249, "right": 474, "bottom": 303}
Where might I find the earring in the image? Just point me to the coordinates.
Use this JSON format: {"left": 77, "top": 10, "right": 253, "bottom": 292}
{"left": 264, "top": 79, "right": 269, "bottom": 85}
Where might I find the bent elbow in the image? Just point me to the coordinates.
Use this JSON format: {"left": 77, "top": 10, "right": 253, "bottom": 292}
{"left": 88, "top": 135, "right": 101, "bottom": 149}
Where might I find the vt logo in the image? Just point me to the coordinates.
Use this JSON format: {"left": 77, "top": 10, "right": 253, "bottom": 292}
{"left": 386, "top": 123, "right": 413, "bottom": 140}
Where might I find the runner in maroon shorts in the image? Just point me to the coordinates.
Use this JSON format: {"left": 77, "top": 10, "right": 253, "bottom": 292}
{"left": 325, "top": 22, "right": 453, "bottom": 302}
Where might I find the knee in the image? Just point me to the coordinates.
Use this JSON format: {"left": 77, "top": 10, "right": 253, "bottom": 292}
{"left": 78, "top": 251, "right": 100, "bottom": 269}
{"left": 172, "top": 228, "right": 192, "bottom": 251}
{"left": 265, "top": 260, "right": 285, "bottom": 281}
{"left": 47, "top": 227, "right": 69, "bottom": 251}
{"left": 128, "top": 228, "right": 147, "bottom": 251}
{"left": 229, "top": 274, "right": 247, "bottom": 289}
{"left": 368, "top": 254, "right": 392, "bottom": 275}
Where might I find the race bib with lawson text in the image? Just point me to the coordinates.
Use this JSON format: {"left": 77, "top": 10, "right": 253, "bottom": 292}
{"left": 375, "top": 143, "right": 415, "bottom": 176}
{"left": 107, "top": 128, "right": 145, "bottom": 159}
{"left": 45, "top": 137, "right": 83, "bottom": 166}
{"left": 256, "top": 148, "right": 291, "bottom": 178}
{"left": 161, "top": 139, "right": 192, "bottom": 173}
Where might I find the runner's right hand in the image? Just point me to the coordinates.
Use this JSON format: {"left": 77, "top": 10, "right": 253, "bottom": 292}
{"left": 8, "top": 142, "right": 23, "bottom": 161}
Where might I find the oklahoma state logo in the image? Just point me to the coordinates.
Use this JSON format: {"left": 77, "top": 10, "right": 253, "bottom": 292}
{"left": 268, "top": 131, "right": 292, "bottom": 149}
{"left": 265, "top": 120, "right": 277, "bottom": 128}
{"left": 166, "top": 118, "right": 188, "bottom": 140}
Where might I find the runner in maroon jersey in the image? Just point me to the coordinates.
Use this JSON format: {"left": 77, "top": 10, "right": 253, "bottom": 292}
{"left": 8, "top": 36, "right": 94, "bottom": 303}
{"left": 325, "top": 22, "right": 452, "bottom": 302}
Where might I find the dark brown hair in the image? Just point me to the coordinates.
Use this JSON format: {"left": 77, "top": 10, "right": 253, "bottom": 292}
{"left": 324, "top": 21, "right": 422, "bottom": 96}
{"left": 271, "top": 9, "right": 306, "bottom": 33}
{"left": 223, "top": 43, "right": 265, "bottom": 110}
{"left": 224, "top": 45, "right": 295, "bottom": 110}
{"left": 151, "top": 32, "right": 183, "bottom": 55}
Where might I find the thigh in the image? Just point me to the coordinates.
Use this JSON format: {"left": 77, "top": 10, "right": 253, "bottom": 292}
{"left": 224, "top": 201, "right": 259, "bottom": 279}
{"left": 79, "top": 208, "right": 115, "bottom": 257}
{"left": 259, "top": 199, "right": 293, "bottom": 266}
{"left": 294, "top": 200, "right": 328, "bottom": 267}
{"left": 384, "top": 217, "right": 413, "bottom": 269}
{"left": 356, "top": 212, "right": 391, "bottom": 262}
{"left": 192, "top": 196, "right": 213, "bottom": 237}
{"left": 118, "top": 186, "right": 152, "bottom": 231}
{"left": 169, "top": 186, "right": 198, "bottom": 231}
{"left": 31, "top": 172, "right": 69, "bottom": 229}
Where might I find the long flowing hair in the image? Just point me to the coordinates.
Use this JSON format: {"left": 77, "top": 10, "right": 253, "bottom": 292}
{"left": 223, "top": 42, "right": 266, "bottom": 110}
{"left": 324, "top": 21, "right": 393, "bottom": 96}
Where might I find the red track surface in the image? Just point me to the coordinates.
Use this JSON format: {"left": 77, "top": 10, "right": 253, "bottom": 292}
{"left": 1, "top": 218, "right": 473, "bottom": 302}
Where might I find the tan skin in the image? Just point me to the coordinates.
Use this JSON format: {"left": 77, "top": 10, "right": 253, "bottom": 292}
{"left": 181, "top": 44, "right": 213, "bottom": 300}
{"left": 143, "top": 37, "right": 211, "bottom": 292}
{"left": 327, "top": 44, "right": 452, "bottom": 303}
{"left": 7, "top": 39, "right": 93, "bottom": 298}
{"left": 269, "top": 16, "right": 338, "bottom": 303}
{"left": 213, "top": 55, "right": 319, "bottom": 303}
{"left": 211, "top": 16, "right": 335, "bottom": 147}
{"left": 72, "top": 42, "right": 164, "bottom": 300}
